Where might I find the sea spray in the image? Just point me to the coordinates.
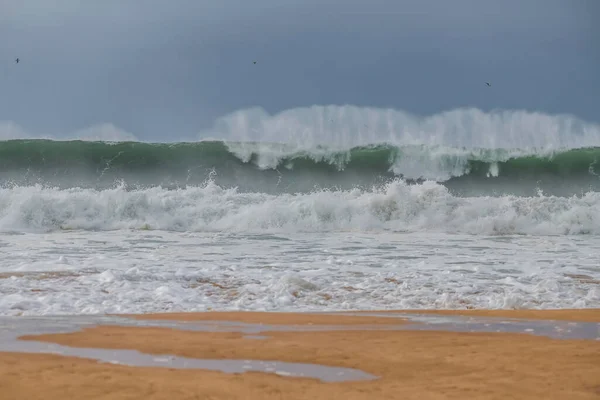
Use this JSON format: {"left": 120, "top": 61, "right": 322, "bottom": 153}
{"left": 0, "top": 179, "right": 598, "bottom": 235}
{"left": 201, "top": 106, "right": 600, "bottom": 149}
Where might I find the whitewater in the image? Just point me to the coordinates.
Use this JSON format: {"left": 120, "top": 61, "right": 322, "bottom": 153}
{"left": 0, "top": 106, "right": 599, "bottom": 315}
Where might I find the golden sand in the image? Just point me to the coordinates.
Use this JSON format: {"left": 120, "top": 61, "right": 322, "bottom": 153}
{"left": 1, "top": 310, "right": 599, "bottom": 400}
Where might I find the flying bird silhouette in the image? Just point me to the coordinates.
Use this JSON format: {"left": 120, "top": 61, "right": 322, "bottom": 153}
{"left": 15, "top": 58, "right": 19, "bottom": 64}
{"left": 485, "top": 82, "right": 491, "bottom": 87}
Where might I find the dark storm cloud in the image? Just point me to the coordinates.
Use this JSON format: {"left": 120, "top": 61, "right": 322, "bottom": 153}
{"left": 0, "top": 0, "right": 598, "bottom": 140}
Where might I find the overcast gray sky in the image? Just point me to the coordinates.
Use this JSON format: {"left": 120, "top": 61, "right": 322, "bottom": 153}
{"left": 0, "top": 0, "right": 598, "bottom": 141}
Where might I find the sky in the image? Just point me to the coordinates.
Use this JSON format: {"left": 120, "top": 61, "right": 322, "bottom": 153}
{"left": 0, "top": 0, "right": 598, "bottom": 141}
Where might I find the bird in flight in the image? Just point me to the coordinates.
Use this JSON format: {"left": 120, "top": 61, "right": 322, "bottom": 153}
{"left": 485, "top": 82, "right": 491, "bottom": 87}
{"left": 15, "top": 58, "right": 19, "bottom": 64}
{"left": 253, "top": 61, "right": 257, "bottom": 64}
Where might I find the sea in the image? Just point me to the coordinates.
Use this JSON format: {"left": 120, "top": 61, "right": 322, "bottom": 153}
{"left": 0, "top": 106, "right": 599, "bottom": 315}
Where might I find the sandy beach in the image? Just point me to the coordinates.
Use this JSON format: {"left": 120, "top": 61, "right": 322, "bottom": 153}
{"left": 1, "top": 309, "right": 599, "bottom": 400}
{"left": 3, "top": 1, "right": 599, "bottom": 399}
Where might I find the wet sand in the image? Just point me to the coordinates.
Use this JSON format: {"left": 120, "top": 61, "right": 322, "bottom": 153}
{"left": 127, "top": 311, "right": 410, "bottom": 325}
{"left": 376, "top": 308, "right": 600, "bottom": 323}
{"left": 1, "top": 309, "right": 599, "bottom": 400}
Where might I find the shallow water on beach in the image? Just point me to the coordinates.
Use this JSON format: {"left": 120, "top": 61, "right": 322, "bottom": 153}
{"left": 0, "top": 312, "right": 597, "bottom": 382}
{"left": 0, "top": 230, "right": 598, "bottom": 316}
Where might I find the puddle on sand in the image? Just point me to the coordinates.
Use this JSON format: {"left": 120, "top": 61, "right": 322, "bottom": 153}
{"left": 325, "top": 312, "right": 600, "bottom": 341}
{"left": 110, "top": 313, "right": 600, "bottom": 341}
{"left": 0, "top": 311, "right": 598, "bottom": 382}
{"left": 243, "top": 335, "right": 269, "bottom": 340}
{"left": 0, "top": 316, "right": 376, "bottom": 382}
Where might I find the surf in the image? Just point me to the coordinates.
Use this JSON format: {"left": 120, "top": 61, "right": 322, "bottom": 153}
{"left": 1, "top": 179, "right": 599, "bottom": 236}
{"left": 0, "top": 139, "right": 599, "bottom": 196}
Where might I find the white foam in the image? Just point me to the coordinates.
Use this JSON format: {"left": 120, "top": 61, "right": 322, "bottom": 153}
{"left": 0, "top": 180, "right": 599, "bottom": 236}
{"left": 487, "top": 162, "right": 500, "bottom": 178}
{"left": 222, "top": 142, "right": 546, "bottom": 181}
{"left": 0, "top": 229, "right": 598, "bottom": 315}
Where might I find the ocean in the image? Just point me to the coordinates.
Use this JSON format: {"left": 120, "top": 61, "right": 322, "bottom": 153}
{"left": 1, "top": 107, "right": 599, "bottom": 315}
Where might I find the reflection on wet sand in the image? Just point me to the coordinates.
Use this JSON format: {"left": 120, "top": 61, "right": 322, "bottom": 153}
{"left": 0, "top": 315, "right": 377, "bottom": 382}
{"left": 1, "top": 310, "right": 599, "bottom": 399}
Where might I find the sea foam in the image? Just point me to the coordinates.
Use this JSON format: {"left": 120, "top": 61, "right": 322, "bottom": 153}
{"left": 1, "top": 180, "right": 598, "bottom": 236}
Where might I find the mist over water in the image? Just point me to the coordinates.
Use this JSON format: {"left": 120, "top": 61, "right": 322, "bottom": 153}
{"left": 200, "top": 106, "right": 600, "bottom": 149}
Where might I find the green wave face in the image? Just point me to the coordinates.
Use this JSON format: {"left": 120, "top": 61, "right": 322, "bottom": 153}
{"left": 0, "top": 139, "right": 599, "bottom": 196}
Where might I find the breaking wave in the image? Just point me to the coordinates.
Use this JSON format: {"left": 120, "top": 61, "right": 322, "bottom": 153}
{"left": 1, "top": 180, "right": 599, "bottom": 236}
{"left": 0, "top": 139, "right": 599, "bottom": 195}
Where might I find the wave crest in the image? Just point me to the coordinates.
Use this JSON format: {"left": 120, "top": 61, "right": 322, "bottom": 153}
{"left": 0, "top": 140, "right": 599, "bottom": 195}
{"left": 201, "top": 106, "right": 600, "bottom": 150}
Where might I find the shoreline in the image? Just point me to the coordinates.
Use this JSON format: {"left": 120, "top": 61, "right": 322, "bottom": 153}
{"left": 2, "top": 309, "right": 599, "bottom": 399}
{"left": 130, "top": 308, "right": 600, "bottom": 323}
